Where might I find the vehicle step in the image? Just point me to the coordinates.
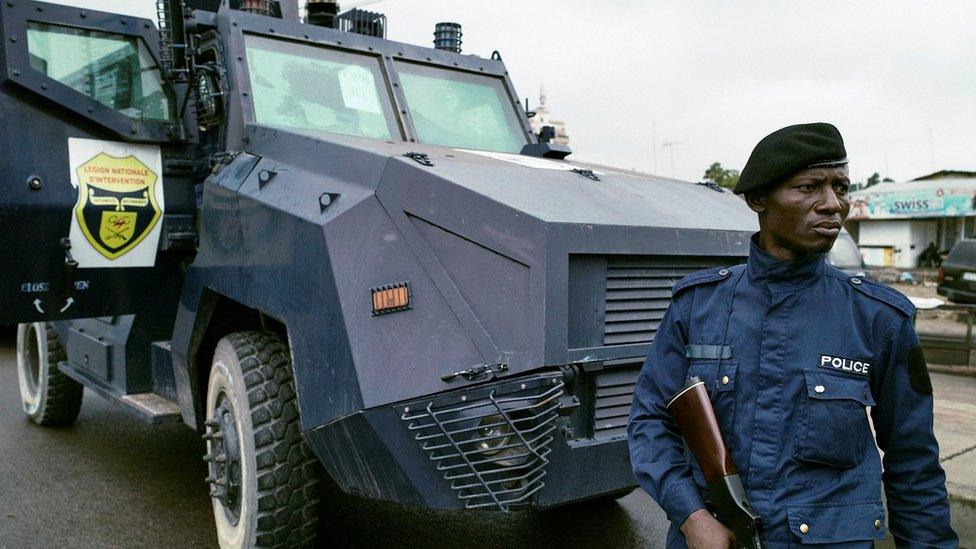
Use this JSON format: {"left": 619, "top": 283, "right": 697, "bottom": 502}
{"left": 119, "top": 393, "right": 182, "bottom": 422}
{"left": 59, "top": 361, "right": 183, "bottom": 425}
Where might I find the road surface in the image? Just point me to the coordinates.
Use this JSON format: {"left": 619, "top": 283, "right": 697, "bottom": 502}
{"left": 0, "top": 326, "right": 669, "bottom": 547}
{"left": 1, "top": 326, "right": 972, "bottom": 546}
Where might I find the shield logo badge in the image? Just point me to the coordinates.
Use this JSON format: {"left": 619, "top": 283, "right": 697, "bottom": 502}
{"left": 74, "top": 152, "right": 161, "bottom": 260}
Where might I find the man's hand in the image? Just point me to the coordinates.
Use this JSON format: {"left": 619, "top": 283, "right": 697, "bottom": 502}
{"left": 680, "top": 508, "right": 736, "bottom": 549}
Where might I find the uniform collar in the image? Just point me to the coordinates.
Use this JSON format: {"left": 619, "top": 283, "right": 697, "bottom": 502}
{"left": 746, "top": 233, "right": 825, "bottom": 292}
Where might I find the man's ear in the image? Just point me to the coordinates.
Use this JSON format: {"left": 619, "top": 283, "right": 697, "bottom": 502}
{"left": 745, "top": 191, "right": 766, "bottom": 213}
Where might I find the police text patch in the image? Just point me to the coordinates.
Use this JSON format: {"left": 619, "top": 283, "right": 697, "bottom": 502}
{"left": 819, "top": 354, "right": 871, "bottom": 376}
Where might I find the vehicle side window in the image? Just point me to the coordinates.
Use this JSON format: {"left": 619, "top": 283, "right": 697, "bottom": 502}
{"left": 949, "top": 241, "right": 976, "bottom": 263}
{"left": 26, "top": 22, "right": 174, "bottom": 122}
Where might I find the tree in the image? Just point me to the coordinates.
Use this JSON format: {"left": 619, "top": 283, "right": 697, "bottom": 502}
{"left": 865, "top": 172, "right": 881, "bottom": 188}
{"left": 703, "top": 162, "right": 740, "bottom": 190}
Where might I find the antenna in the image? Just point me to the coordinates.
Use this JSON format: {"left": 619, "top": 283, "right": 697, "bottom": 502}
{"left": 652, "top": 121, "right": 657, "bottom": 174}
{"left": 662, "top": 141, "right": 682, "bottom": 178}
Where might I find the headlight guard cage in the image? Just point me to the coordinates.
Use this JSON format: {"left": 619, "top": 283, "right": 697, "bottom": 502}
{"left": 399, "top": 372, "right": 564, "bottom": 511}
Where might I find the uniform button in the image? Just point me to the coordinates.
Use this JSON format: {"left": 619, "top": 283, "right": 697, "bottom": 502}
{"left": 850, "top": 277, "right": 862, "bottom": 285}
{"left": 721, "top": 375, "right": 730, "bottom": 385}
{"left": 814, "top": 384, "right": 825, "bottom": 394}
{"left": 799, "top": 523, "right": 809, "bottom": 534}
{"left": 874, "top": 519, "right": 882, "bottom": 529}
{"left": 718, "top": 268, "right": 730, "bottom": 276}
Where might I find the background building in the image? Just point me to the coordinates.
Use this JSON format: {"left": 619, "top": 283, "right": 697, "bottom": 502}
{"left": 846, "top": 171, "right": 976, "bottom": 268}
{"left": 527, "top": 86, "right": 570, "bottom": 145}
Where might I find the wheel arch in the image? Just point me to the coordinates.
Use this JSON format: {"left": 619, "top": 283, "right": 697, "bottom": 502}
{"left": 178, "top": 289, "right": 287, "bottom": 431}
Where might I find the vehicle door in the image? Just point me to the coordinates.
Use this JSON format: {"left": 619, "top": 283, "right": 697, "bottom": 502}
{"left": 0, "top": 1, "right": 188, "bottom": 324}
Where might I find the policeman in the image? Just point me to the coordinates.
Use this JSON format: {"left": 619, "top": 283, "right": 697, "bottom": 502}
{"left": 628, "top": 123, "right": 958, "bottom": 547}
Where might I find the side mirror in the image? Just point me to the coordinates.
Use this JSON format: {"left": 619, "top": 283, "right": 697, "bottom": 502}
{"left": 520, "top": 142, "right": 572, "bottom": 160}
{"left": 538, "top": 125, "right": 556, "bottom": 143}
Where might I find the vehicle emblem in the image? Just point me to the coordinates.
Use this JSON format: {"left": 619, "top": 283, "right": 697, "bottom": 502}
{"left": 73, "top": 152, "right": 161, "bottom": 260}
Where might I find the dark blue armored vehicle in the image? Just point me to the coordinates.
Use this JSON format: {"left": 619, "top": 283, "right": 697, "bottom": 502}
{"left": 1, "top": 0, "right": 756, "bottom": 545}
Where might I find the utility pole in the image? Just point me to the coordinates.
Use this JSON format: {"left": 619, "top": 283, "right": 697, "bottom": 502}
{"left": 662, "top": 141, "right": 681, "bottom": 178}
{"left": 652, "top": 122, "right": 658, "bottom": 174}
{"left": 927, "top": 128, "right": 936, "bottom": 172}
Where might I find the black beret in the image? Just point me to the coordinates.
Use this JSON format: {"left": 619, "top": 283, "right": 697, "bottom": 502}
{"left": 734, "top": 122, "right": 847, "bottom": 194}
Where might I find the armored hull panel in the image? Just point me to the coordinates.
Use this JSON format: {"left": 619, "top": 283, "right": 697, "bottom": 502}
{"left": 1, "top": 0, "right": 762, "bottom": 514}
{"left": 171, "top": 127, "right": 757, "bottom": 508}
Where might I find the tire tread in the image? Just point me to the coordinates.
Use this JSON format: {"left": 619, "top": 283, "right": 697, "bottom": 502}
{"left": 33, "top": 324, "right": 83, "bottom": 426}
{"left": 223, "top": 331, "right": 320, "bottom": 548}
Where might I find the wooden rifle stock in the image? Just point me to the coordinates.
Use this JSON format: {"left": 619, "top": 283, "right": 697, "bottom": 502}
{"left": 667, "top": 377, "right": 763, "bottom": 549}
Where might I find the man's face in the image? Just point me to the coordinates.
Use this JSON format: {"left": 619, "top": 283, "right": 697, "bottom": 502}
{"left": 747, "top": 165, "right": 851, "bottom": 259}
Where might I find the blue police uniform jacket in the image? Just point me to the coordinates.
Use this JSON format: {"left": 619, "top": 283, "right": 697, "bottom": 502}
{"left": 628, "top": 236, "right": 958, "bottom": 547}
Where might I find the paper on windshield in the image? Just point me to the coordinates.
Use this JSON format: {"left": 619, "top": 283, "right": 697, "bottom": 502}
{"left": 338, "top": 65, "right": 381, "bottom": 114}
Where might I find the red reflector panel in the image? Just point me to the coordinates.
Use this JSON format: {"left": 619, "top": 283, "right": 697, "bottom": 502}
{"left": 371, "top": 282, "right": 411, "bottom": 315}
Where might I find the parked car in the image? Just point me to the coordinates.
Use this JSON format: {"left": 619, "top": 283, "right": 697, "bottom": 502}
{"left": 828, "top": 230, "right": 868, "bottom": 278}
{"left": 937, "top": 239, "right": 976, "bottom": 303}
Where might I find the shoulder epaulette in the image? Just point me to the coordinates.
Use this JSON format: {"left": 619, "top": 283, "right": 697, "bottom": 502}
{"left": 850, "top": 277, "right": 915, "bottom": 317}
{"left": 671, "top": 265, "right": 737, "bottom": 295}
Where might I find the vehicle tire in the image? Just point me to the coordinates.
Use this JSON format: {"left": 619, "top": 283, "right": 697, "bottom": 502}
{"left": 204, "top": 331, "right": 321, "bottom": 548}
{"left": 16, "top": 322, "right": 83, "bottom": 426}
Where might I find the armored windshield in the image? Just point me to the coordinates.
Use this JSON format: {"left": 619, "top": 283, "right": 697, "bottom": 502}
{"left": 396, "top": 62, "right": 526, "bottom": 154}
{"left": 26, "top": 22, "right": 174, "bottom": 122}
{"left": 244, "top": 35, "right": 400, "bottom": 140}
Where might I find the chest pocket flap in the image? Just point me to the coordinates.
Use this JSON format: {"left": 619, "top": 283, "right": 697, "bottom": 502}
{"left": 804, "top": 371, "right": 876, "bottom": 406}
{"left": 687, "top": 359, "right": 737, "bottom": 393}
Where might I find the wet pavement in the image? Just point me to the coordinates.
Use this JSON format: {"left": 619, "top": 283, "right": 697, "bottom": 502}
{"left": 1, "top": 324, "right": 972, "bottom": 547}
{"left": 0, "top": 326, "right": 669, "bottom": 547}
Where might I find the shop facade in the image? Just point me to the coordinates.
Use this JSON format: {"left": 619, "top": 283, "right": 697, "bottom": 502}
{"left": 846, "top": 178, "right": 976, "bottom": 268}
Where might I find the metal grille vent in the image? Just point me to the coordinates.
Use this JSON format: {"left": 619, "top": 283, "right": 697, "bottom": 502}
{"left": 604, "top": 256, "right": 732, "bottom": 346}
{"left": 592, "top": 360, "right": 642, "bottom": 438}
{"left": 334, "top": 8, "right": 387, "bottom": 38}
{"left": 400, "top": 374, "right": 563, "bottom": 511}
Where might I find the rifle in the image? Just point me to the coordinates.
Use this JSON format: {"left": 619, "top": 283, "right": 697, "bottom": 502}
{"left": 667, "top": 376, "right": 763, "bottom": 549}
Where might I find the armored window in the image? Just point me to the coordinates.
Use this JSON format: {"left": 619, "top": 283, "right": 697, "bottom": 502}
{"left": 396, "top": 62, "right": 526, "bottom": 154}
{"left": 26, "top": 22, "right": 174, "bottom": 122}
{"left": 244, "top": 35, "right": 399, "bottom": 141}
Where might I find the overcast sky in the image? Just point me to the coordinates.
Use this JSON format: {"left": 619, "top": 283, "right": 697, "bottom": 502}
{"left": 65, "top": 0, "right": 976, "bottom": 183}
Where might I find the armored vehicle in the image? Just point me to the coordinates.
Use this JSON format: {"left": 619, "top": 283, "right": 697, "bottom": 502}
{"left": 1, "top": 0, "right": 757, "bottom": 545}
